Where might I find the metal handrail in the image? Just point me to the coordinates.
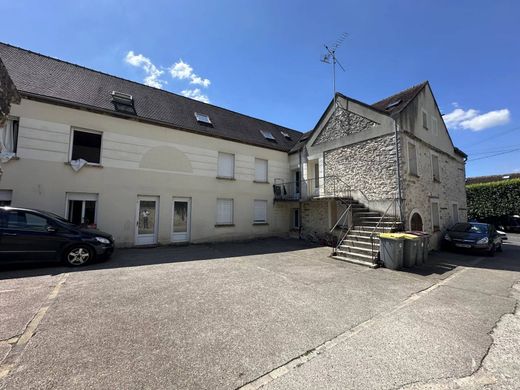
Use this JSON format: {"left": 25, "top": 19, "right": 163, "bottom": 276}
{"left": 273, "top": 175, "right": 352, "bottom": 201}
{"left": 369, "top": 198, "right": 400, "bottom": 260}
{"left": 332, "top": 203, "right": 353, "bottom": 254}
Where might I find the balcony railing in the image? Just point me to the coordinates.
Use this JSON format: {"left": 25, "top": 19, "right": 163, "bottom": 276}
{"left": 273, "top": 176, "right": 352, "bottom": 201}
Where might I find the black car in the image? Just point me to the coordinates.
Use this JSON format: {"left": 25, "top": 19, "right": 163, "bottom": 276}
{"left": 476, "top": 215, "right": 520, "bottom": 233}
{"left": 443, "top": 222, "right": 502, "bottom": 256}
{"left": 0, "top": 207, "right": 114, "bottom": 266}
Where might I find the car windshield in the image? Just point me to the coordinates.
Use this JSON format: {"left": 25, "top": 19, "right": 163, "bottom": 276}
{"left": 450, "top": 223, "right": 488, "bottom": 234}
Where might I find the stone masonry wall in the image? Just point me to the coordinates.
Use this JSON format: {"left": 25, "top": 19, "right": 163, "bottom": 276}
{"left": 313, "top": 106, "right": 377, "bottom": 146}
{"left": 401, "top": 133, "right": 467, "bottom": 249}
{"left": 324, "top": 135, "right": 398, "bottom": 201}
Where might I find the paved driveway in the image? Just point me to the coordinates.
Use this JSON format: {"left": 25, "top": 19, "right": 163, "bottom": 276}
{"left": 1, "top": 237, "right": 519, "bottom": 389}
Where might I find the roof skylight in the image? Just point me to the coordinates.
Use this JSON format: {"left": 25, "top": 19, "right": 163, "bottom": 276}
{"left": 194, "top": 112, "right": 212, "bottom": 124}
{"left": 260, "top": 130, "right": 276, "bottom": 141}
{"left": 385, "top": 99, "right": 402, "bottom": 110}
{"left": 110, "top": 91, "right": 136, "bottom": 115}
{"left": 281, "top": 131, "right": 292, "bottom": 140}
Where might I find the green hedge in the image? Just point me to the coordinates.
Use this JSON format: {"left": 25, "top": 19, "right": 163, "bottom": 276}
{"left": 466, "top": 178, "right": 520, "bottom": 219}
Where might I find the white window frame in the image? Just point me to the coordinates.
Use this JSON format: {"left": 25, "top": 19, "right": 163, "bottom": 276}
{"left": 0, "top": 117, "right": 20, "bottom": 156}
{"left": 194, "top": 112, "right": 211, "bottom": 124}
{"left": 254, "top": 158, "right": 268, "bottom": 183}
{"left": 431, "top": 152, "right": 440, "bottom": 182}
{"left": 253, "top": 200, "right": 268, "bottom": 224}
{"left": 431, "top": 200, "right": 440, "bottom": 232}
{"left": 450, "top": 202, "right": 459, "bottom": 225}
{"left": 216, "top": 198, "right": 234, "bottom": 226}
{"left": 422, "top": 109, "right": 428, "bottom": 129}
{"left": 217, "top": 152, "right": 235, "bottom": 179}
{"left": 69, "top": 127, "right": 103, "bottom": 165}
{"left": 407, "top": 141, "right": 418, "bottom": 176}
{"left": 65, "top": 192, "right": 99, "bottom": 226}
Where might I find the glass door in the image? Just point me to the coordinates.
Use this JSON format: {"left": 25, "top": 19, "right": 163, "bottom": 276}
{"left": 135, "top": 196, "right": 159, "bottom": 245}
{"left": 171, "top": 198, "right": 191, "bottom": 243}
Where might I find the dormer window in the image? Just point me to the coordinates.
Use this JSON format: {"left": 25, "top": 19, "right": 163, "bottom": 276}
{"left": 111, "top": 91, "right": 136, "bottom": 115}
{"left": 260, "top": 130, "right": 276, "bottom": 141}
{"left": 281, "top": 131, "right": 292, "bottom": 140}
{"left": 195, "top": 112, "right": 212, "bottom": 124}
{"left": 385, "top": 99, "right": 402, "bottom": 110}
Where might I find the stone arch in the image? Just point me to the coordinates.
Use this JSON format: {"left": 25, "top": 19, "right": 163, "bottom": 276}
{"left": 139, "top": 146, "right": 192, "bottom": 173}
{"left": 409, "top": 209, "right": 424, "bottom": 231}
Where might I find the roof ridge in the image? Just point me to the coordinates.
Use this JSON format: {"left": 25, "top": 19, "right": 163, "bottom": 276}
{"left": 0, "top": 41, "right": 301, "bottom": 135}
{"left": 372, "top": 80, "right": 428, "bottom": 105}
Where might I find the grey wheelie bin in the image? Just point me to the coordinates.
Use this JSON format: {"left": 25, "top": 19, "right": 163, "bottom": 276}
{"left": 379, "top": 233, "right": 405, "bottom": 270}
{"left": 402, "top": 233, "right": 420, "bottom": 267}
{"left": 410, "top": 231, "right": 430, "bottom": 264}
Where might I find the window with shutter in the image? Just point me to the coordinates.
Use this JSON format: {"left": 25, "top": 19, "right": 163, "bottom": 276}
{"left": 216, "top": 198, "right": 233, "bottom": 225}
{"left": 408, "top": 142, "right": 418, "bottom": 176}
{"left": 432, "top": 154, "right": 440, "bottom": 182}
{"left": 451, "top": 203, "right": 459, "bottom": 224}
{"left": 253, "top": 200, "right": 267, "bottom": 223}
{"left": 217, "top": 152, "right": 235, "bottom": 179}
{"left": 254, "top": 158, "right": 268, "bottom": 182}
{"left": 431, "top": 201, "right": 440, "bottom": 231}
{"left": 422, "top": 110, "right": 428, "bottom": 129}
{"left": 431, "top": 116, "right": 438, "bottom": 137}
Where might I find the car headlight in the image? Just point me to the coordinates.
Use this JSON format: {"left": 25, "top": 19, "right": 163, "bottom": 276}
{"left": 444, "top": 234, "right": 452, "bottom": 241}
{"left": 476, "top": 237, "right": 489, "bottom": 245}
{"left": 95, "top": 237, "right": 111, "bottom": 244}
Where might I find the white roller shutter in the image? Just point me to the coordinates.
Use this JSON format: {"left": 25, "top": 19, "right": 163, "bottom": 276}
{"left": 254, "top": 158, "right": 268, "bottom": 182}
{"left": 253, "top": 200, "right": 267, "bottom": 223}
{"left": 218, "top": 152, "right": 235, "bottom": 178}
{"left": 216, "top": 198, "right": 233, "bottom": 225}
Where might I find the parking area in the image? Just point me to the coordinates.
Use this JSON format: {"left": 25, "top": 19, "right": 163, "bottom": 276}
{"left": 1, "top": 237, "right": 519, "bottom": 389}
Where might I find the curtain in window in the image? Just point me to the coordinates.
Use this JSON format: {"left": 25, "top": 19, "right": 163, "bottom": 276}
{"left": 0, "top": 120, "right": 17, "bottom": 162}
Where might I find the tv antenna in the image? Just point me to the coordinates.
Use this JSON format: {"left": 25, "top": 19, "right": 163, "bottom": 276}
{"left": 321, "top": 32, "right": 348, "bottom": 109}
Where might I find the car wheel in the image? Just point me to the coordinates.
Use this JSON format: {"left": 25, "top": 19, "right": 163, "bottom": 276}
{"left": 487, "top": 244, "right": 496, "bottom": 257}
{"left": 63, "top": 245, "right": 93, "bottom": 266}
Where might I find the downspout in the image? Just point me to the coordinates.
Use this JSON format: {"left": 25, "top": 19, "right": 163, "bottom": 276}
{"left": 298, "top": 148, "right": 303, "bottom": 239}
{"left": 394, "top": 120, "right": 404, "bottom": 223}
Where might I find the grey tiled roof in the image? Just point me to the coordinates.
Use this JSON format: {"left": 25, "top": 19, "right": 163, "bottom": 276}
{"left": 371, "top": 81, "right": 428, "bottom": 116}
{"left": 0, "top": 42, "right": 302, "bottom": 152}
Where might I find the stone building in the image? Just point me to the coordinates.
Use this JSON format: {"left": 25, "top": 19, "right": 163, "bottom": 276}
{"left": 277, "top": 82, "right": 467, "bottom": 265}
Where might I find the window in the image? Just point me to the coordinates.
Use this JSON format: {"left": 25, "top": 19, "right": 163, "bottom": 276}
{"left": 5, "top": 210, "right": 49, "bottom": 231}
{"left": 431, "top": 201, "right": 440, "bottom": 231}
{"left": 217, "top": 152, "right": 235, "bottom": 179}
{"left": 385, "top": 99, "right": 402, "bottom": 110}
{"left": 0, "top": 190, "right": 12, "bottom": 206}
{"left": 451, "top": 203, "right": 459, "bottom": 224}
{"left": 431, "top": 116, "right": 438, "bottom": 137}
{"left": 422, "top": 110, "right": 428, "bottom": 129}
{"left": 314, "top": 163, "right": 319, "bottom": 188}
{"left": 0, "top": 118, "right": 19, "bottom": 155}
{"left": 70, "top": 129, "right": 102, "bottom": 164}
{"left": 281, "top": 131, "right": 292, "bottom": 140}
{"left": 260, "top": 130, "right": 276, "bottom": 141}
{"left": 292, "top": 208, "right": 300, "bottom": 229}
{"left": 408, "top": 142, "right": 418, "bottom": 176}
{"left": 194, "top": 112, "right": 211, "bottom": 124}
{"left": 216, "top": 198, "right": 233, "bottom": 225}
{"left": 254, "top": 158, "right": 268, "bottom": 182}
{"left": 110, "top": 91, "right": 136, "bottom": 115}
{"left": 66, "top": 193, "right": 98, "bottom": 226}
{"left": 253, "top": 200, "right": 267, "bottom": 223}
{"left": 432, "top": 154, "right": 440, "bottom": 182}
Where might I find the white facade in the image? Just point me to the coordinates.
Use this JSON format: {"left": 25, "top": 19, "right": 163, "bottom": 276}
{"left": 0, "top": 99, "right": 292, "bottom": 247}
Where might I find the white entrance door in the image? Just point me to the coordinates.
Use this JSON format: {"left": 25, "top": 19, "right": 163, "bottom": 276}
{"left": 171, "top": 197, "right": 191, "bottom": 243}
{"left": 135, "top": 196, "right": 159, "bottom": 245}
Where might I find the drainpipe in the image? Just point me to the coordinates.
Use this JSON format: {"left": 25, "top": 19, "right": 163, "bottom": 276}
{"left": 298, "top": 148, "right": 303, "bottom": 239}
{"left": 394, "top": 120, "right": 404, "bottom": 223}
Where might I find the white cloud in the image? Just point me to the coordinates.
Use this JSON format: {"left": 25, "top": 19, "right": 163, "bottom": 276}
{"left": 181, "top": 88, "right": 210, "bottom": 103}
{"left": 125, "top": 51, "right": 165, "bottom": 89}
{"left": 443, "top": 107, "right": 511, "bottom": 131}
{"left": 170, "top": 60, "right": 211, "bottom": 88}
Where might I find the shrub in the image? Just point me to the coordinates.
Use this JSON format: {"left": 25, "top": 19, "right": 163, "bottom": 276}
{"left": 466, "top": 178, "right": 520, "bottom": 219}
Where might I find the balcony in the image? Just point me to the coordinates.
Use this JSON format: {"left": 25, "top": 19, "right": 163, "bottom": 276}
{"left": 273, "top": 176, "right": 352, "bottom": 201}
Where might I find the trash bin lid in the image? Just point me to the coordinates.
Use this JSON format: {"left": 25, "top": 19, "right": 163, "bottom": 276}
{"left": 402, "top": 233, "right": 420, "bottom": 240}
{"left": 408, "top": 231, "right": 430, "bottom": 237}
{"left": 379, "top": 233, "right": 406, "bottom": 240}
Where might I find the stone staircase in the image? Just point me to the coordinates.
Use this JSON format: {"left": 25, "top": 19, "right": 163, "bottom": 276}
{"left": 332, "top": 199, "right": 402, "bottom": 268}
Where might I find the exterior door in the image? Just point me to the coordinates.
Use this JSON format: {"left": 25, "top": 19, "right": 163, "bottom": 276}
{"left": 135, "top": 196, "right": 159, "bottom": 246}
{"left": 171, "top": 197, "right": 191, "bottom": 243}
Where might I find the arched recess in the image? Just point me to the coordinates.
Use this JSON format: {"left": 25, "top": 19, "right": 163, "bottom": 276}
{"left": 139, "top": 146, "right": 192, "bottom": 173}
{"left": 409, "top": 209, "right": 424, "bottom": 231}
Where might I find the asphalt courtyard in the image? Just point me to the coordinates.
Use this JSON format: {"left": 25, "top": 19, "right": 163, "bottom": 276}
{"left": 1, "top": 235, "right": 519, "bottom": 390}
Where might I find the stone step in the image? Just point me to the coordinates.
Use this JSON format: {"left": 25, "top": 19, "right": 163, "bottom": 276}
{"left": 331, "top": 255, "right": 379, "bottom": 268}
{"left": 352, "top": 226, "right": 394, "bottom": 232}
{"left": 338, "top": 245, "right": 379, "bottom": 256}
{"left": 355, "top": 220, "right": 399, "bottom": 226}
{"left": 349, "top": 230, "right": 378, "bottom": 237}
{"left": 354, "top": 216, "right": 397, "bottom": 221}
{"left": 352, "top": 211, "right": 382, "bottom": 217}
{"left": 342, "top": 239, "right": 380, "bottom": 248}
{"left": 343, "top": 234, "right": 380, "bottom": 243}
{"left": 335, "top": 249, "right": 378, "bottom": 262}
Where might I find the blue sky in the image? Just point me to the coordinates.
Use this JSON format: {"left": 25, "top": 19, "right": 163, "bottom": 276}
{"left": 2, "top": 0, "right": 519, "bottom": 177}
